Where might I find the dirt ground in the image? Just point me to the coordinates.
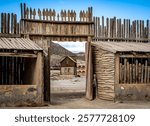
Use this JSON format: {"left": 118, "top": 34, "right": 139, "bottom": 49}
{"left": 49, "top": 93, "right": 150, "bottom": 109}
{"left": 48, "top": 73, "right": 150, "bottom": 109}
{"left": 5, "top": 72, "right": 150, "bottom": 109}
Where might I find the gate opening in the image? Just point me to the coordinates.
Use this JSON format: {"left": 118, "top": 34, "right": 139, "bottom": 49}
{"left": 50, "top": 41, "right": 86, "bottom": 105}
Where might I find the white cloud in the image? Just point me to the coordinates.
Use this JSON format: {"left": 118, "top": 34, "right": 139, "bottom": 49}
{"left": 53, "top": 41, "right": 86, "bottom": 53}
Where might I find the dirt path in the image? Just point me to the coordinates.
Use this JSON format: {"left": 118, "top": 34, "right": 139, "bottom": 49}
{"left": 51, "top": 76, "right": 86, "bottom": 93}
{"left": 48, "top": 92, "right": 150, "bottom": 109}
{"left": 48, "top": 77, "right": 150, "bottom": 109}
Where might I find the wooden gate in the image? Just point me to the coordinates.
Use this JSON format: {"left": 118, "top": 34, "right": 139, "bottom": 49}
{"left": 20, "top": 3, "right": 94, "bottom": 102}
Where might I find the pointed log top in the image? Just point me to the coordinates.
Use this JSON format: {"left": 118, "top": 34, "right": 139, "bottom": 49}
{"left": 30, "top": 8, "right": 32, "bottom": 13}
{"left": 73, "top": 11, "right": 76, "bottom": 16}
{"left": 53, "top": 9, "right": 56, "bottom": 16}
{"left": 33, "top": 9, "right": 36, "bottom": 15}
{"left": 38, "top": 8, "right": 41, "bottom": 14}
{"left": 80, "top": 10, "right": 83, "bottom": 17}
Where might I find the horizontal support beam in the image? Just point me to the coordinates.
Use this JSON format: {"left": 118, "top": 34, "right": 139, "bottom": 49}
{"left": 116, "top": 84, "right": 150, "bottom": 85}
{"left": 0, "top": 33, "right": 21, "bottom": 38}
{"left": 119, "top": 55, "right": 150, "bottom": 58}
{"left": 0, "top": 84, "right": 35, "bottom": 86}
{"left": 0, "top": 52, "right": 37, "bottom": 58}
{"left": 21, "top": 19, "right": 94, "bottom": 24}
{"left": 93, "top": 37, "right": 150, "bottom": 42}
{"left": 21, "top": 33, "right": 94, "bottom": 37}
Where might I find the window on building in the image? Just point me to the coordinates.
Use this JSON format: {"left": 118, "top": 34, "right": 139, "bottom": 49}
{"left": 119, "top": 57, "right": 150, "bottom": 84}
{"left": 0, "top": 56, "right": 37, "bottom": 85}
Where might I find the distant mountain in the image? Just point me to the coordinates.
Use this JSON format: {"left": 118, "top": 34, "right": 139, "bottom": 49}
{"left": 75, "top": 52, "right": 85, "bottom": 61}
{"left": 50, "top": 42, "right": 76, "bottom": 67}
{"left": 50, "top": 42, "right": 76, "bottom": 56}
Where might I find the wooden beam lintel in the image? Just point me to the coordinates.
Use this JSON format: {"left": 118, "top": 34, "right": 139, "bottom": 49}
{"left": 0, "top": 52, "right": 37, "bottom": 58}
{"left": 21, "top": 19, "right": 94, "bottom": 24}
{"left": 119, "top": 55, "right": 150, "bottom": 58}
{"left": 21, "top": 33, "right": 94, "bottom": 37}
{"left": 0, "top": 33, "right": 21, "bottom": 38}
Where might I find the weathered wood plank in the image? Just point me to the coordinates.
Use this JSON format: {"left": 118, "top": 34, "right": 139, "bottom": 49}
{"left": 141, "top": 63, "right": 144, "bottom": 83}
{"left": 0, "top": 53, "right": 37, "bottom": 58}
{"left": 124, "top": 58, "right": 127, "bottom": 83}
{"left": 129, "top": 64, "right": 132, "bottom": 84}
{"left": 20, "top": 3, "right": 23, "bottom": 19}
{"left": 135, "top": 59, "right": 138, "bottom": 83}
{"left": 102, "top": 16, "right": 104, "bottom": 37}
{"left": 86, "top": 38, "right": 93, "bottom": 100}
{"left": 127, "top": 61, "right": 130, "bottom": 83}
{"left": 144, "top": 60, "right": 148, "bottom": 83}
{"left": 115, "top": 54, "right": 119, "bottom": 84}
{"left": 3, "top": 13, "right": 6, "bottom": 33}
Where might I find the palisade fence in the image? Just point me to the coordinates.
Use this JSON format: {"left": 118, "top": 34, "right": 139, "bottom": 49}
{"left": 0, "top": 3, "right": 150, "bottom": 42}
{"left": 19, "top": 3, "right": 93, "bottom": 42}
{"left": 0, "top": 13, "right": 20, "bottom": 36}
{"left": 93, "top": 16, "right": 150, "bottom": 42}
{"left": 20, "top": 3, "right": 93, "bottom": 22}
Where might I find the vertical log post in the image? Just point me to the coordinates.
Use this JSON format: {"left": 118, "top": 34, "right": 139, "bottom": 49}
{"left": 106, "top": 18, "right": 109, "bottom": 38}
{"left": 86, "top": 37, "right": 93, "bottom": 100}
{"left": 124, "top": 58, "right": 127, "bottom": 83}
{"left": 141, "top": 63, "right": 144, "bottom": 83}
{"left": 11, "top": 13, "right": 14, "bottom": 34}
{"left": 1, "top": 13, "right": 3, "bottom": 33}
{"left": 133, "top": 63, "right": 136, "bottom": 83}
{"left": 20, "top": 3, "right": 23, "bottom": 19}
{"left": 102, "top": 16, "right": 104, "bottom": 37}
{"left": 135, "top": 59, "right": 138, "bottom": 83}
{"left": 23, "top": 3, "right": 26, "bottom": 19}
{"left": 144, "top": 60, "right": 148, "bottom": 83}
{"left": 127, "top": 60, "right": 130, "bottom": 83}
{"left": 3, "top": 13, "right": 6, "bottom": 34}
{"left": 44, "top": 46, "right": 50, "bottom": 103}
{"left": 129, "top": 64, "right": 132, "bottom": 84}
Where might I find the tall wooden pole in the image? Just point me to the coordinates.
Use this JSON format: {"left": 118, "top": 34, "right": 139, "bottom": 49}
{"left": 85, "top": 37, "right": 93, "bottom": 100}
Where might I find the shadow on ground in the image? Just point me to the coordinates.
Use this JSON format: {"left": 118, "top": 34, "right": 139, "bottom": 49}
{"left": 50, "top": 92, "right": 85, "bottom": 105}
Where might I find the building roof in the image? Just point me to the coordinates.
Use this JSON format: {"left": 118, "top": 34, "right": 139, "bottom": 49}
{"left": 0, "top": 37, "right": 42, "bottom": 51}
{"left": 92, "top": 41, "right": 150, "bottom": 53}
{"left": 60, "top": 56, "right": 77, "bottom": 64}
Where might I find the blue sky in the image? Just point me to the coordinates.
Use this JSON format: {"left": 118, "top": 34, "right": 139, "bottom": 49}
{"left": 0, "top": 0, "right": 150, "bottom": 20}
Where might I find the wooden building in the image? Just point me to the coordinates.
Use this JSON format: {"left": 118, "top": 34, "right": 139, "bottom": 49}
{"left": 60, "top": 56, "right": 77, "bottom": 76}
{"left": 92, "top": 42, "right": 150, "bottom": 101}
{"left": 77, "top": 60, "right": 86, "bottom": 76}
{"left": 0, "top": 37, "right": 44, "bottom": 106}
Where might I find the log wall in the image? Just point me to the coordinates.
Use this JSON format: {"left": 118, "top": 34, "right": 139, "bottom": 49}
{"left": 20, "top": 3, "right": 94, "bottom": 42}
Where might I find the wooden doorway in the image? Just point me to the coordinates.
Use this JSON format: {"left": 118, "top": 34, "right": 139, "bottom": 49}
{"left": 49, "top": 41, "right": 88, "bottom": 104}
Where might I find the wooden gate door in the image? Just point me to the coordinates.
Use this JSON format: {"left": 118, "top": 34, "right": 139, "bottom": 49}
{"left": 44, "top": 48, "right": 50, "bottom": 102}
{"left": 85, "top": 39, "right": 93, "bottom": 100}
